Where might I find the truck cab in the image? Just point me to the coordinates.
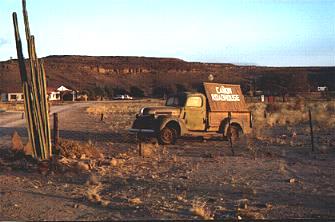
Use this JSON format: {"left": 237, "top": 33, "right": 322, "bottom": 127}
{"left": 129, "top": 83, "right": 252, "bottom": 144}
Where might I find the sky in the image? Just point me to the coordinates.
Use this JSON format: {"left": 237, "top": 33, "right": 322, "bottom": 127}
{"left": 0, "top": 0, "right": 334, "bottom": 66}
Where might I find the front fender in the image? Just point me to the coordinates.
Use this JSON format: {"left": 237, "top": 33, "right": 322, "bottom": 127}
{"left": 158, "top": 116, "right": 187, "bottom": 136}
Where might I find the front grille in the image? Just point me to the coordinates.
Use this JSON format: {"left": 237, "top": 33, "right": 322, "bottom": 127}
{"left": 132, "top": 115, "right": 158, "bottom": 130}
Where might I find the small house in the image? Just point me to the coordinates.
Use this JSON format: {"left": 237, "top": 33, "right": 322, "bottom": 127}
{"left": 47, "top": 88, "right": 61, "bottom": 101}
{"left": 57, "top": 85, "right": 76, "bottom": 101}
{"left": 0, "top": 85, "right": 24, "bottom": 102}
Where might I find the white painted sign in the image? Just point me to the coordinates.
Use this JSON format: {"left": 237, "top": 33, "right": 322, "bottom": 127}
{"left": 210, "top": 86, "right": 240, "bottom": 102}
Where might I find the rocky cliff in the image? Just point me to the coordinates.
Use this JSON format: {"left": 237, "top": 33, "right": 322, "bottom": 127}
{"left": 0, "top": 55, "right": 334, "bottom": 97}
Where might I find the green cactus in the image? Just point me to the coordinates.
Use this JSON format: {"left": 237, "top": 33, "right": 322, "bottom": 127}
{"left": 12, "top": 0, "right": 52, "bottom": 160}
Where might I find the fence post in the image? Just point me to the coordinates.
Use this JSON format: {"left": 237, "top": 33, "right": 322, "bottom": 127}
{"left": 136, "top": 133, "right": 142, "bottom": 157}
{"left": 53, "top": 113, "right": 59, "bottom": 148}
{"left": 308, "top": 109, "right": 314, "bottom": 152}
{"left": 228, "top": 112, "right": 234, "bottom": 156}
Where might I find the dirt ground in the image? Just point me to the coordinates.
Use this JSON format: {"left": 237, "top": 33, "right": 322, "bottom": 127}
{"left": 0, "top": 100, "right": 334, "bottom": 220}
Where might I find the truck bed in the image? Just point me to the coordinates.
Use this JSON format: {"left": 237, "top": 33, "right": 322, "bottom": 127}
{"left": 208, "top": 111, "right": 252, "bottom": 133}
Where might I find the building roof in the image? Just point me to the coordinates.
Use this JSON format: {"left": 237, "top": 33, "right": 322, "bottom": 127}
{"left": 57, "top": 85, "right": 72, "bottom": 92}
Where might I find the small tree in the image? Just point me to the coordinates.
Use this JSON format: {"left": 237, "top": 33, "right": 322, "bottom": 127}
{"left": 152, "top": 86, "right": 173, "bottom": 98}
{"left": 113, "top": 87, "right": 128, "bottom": 96}
{"left": 176, "top": 83, "right": 187, "bottom": 93}
{"left": 93, "top": 86, "right": 106, "bottom": 98}
{"left": 130, "top": 86, "right": 145, "bottom": 98}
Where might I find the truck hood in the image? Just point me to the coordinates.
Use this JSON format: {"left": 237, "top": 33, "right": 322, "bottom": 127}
{"left": 142, "top": 106, "right": 181, "bottom": 116}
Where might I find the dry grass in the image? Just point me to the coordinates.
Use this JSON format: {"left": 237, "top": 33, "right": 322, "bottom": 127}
{"left": 129, "top": 197, "right": 142, "bottom": 205}
{"left": 0, "top": 102, "right": 24, "bottom": 112}
{"left": 56, "top": 140, "right": 103, "bottom": 159}
{"left": 86, "top": 99, "right": 164, "bottom": 116}
{"left": 86, "top": 99, "right": 164, "bottom": 132}
{"left": 249, "top": 100, "right": 335, "bottom": 128}
{"left": 248, "top": 100, "right": 335, "bottom": 142}
{"left": 86, "top": 184, "right": 102, "bottom": 202}
{"left": 190, "top": 199, "right": 214, "bottom": 220}
{"left": 278, "top": 160, "right": 288, "bottom": 175}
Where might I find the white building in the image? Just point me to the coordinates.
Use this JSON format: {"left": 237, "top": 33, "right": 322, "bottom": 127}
{"left": 0, "top": 92, "right": 24, "bottom": 102}
{"left": 57, "top": 85, "right": 76, "bottom": 101}
{"left": 1, "top": 85, "right": 75, "bottom": 102}
{"left": 48, "top": 91, "right": 61, "bottom": 101}
{"left": 317, "top": 86, "right": 328, "bottom": 92}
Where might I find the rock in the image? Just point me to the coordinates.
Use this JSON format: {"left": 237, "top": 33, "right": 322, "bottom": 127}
{"left": 86, "top": 174, "right": 99, "bottom": 186}
{"left": 179, "top": 175, "right": 188, "bottom": 180}
{"left": 142, "top": 146, "right": 153, "bottom": 157}
{"left": 58, "top": 157, "right": 70, "bottom": 165}
{"left": 23, "top": 142, "right": 33, "bottom": 156}
{"left": 202, "top": 152, "right": 214, "bottom": 158}
{"left": 11, "top": 131, "right": 23, "bottom": 153}
{"left": 87, "top": 193, "right": 101, "bottom": 202}
{"left": 110, "top": 158, "right": 118, "bottom": 166}
{"left": 289, "top": 178, "right": 296, "bottom": 183}
{"left": 237, "top": 199, "right": 249, "bottom": 209}
{"left": 80, "top": 154, "right": 87, "bottom": 159}
{"left": 139, "top": 143, "right": 156, "bottom": 157}
{"left": 176, "top": 195, "right": 184, "bottom": 201}
{"left": 38, "top": 161, "right": 50, "bottom": 175}
{"left": 100, "top": 200, "right": 111, "bottom": 207}
{"left": 292, "top": 131, "right": 297, "bottom": 138}
{"left": 110, "top": 158, "right": 125, "bottom": 166}
{"left": 129, "top": 198, "right": 142, "bottom": 205}
{"left": 76, "top": 162, "right": 90, "bottom": 171}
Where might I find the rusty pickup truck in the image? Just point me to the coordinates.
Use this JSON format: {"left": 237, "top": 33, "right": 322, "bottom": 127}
{"left": 129, "top": 82, "right": 252, "bottom": 144}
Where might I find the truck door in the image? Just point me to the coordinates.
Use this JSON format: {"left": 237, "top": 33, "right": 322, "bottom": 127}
{"left": 184, "top": 96, "right": 206, "bottom": 131}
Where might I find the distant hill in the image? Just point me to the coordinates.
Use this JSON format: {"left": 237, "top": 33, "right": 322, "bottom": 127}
{"left": 0, "top": 55, "right": 334, "bottom": 98}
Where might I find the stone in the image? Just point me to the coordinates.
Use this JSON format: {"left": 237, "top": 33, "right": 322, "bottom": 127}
{"left": 289, "top": 178, "right": 296, "bottom": 183}
{"left": 76, "top": 162, "right": 90, "bottom": 171}
{"left": 110, "top": 158, "right": 118, "bottom": 166}
{"left": 11, "top": 131, "right": 23, "bottom": 153}
{"left": 23, "top": 142, "right": 33, "bottom": 156}
{"left": 87, "top": 174, "right": 99, "bottom": 186}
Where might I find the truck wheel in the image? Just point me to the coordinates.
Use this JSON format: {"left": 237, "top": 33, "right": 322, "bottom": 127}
{"left": 158, "top": 127, "right": 177, "bottom": 145}
{"left": 227, "top": 125, "right": 241, "bottom": 142}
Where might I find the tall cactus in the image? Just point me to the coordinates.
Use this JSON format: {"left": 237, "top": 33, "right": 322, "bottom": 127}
{"left": 12, "top": 0, "right": 52, "bottom": 160}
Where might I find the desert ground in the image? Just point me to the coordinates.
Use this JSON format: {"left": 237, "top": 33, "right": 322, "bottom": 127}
{"left": 0, "top": 100, "right": 334, "bottom": 220}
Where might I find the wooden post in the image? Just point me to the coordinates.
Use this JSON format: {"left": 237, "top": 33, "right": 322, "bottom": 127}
{"left": 309, "top": 109, "right": 314, "bottom": 152}
{"left": 228, "top": 112, "right": 234, "bottom": 156}
{"left": 53, "top": 113, "right": 59, "bottom": 148}
{"left": 136, "top": 133, "right": 142, "bottom": 157}
{"left": 100, "top": 113, "right": 104, "bottom": 121}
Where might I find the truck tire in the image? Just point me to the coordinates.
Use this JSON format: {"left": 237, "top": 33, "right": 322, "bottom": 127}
{"left": 158, "top": 127, "right": 177, "bottom": 145}
{"left": 227, "top": 125, "right": 241, "bottom": 142}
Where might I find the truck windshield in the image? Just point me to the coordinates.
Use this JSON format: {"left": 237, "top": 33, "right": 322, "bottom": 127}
{"left": 166, "top": 96, "right": 186, "bottom": 107}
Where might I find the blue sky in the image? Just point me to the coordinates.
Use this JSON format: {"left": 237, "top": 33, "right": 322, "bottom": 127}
{"left": 0, "top": 0, "right": 334, "bottom": 66}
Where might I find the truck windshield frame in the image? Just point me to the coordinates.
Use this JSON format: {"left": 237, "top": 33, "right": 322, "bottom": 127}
{"left": 166, "top": 94, "right": 187, "bottom": 107}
